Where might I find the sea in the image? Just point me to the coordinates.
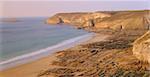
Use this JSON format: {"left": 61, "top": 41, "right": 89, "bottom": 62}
{"left": 0, "top": 17, "right": 93, "bottom": 70}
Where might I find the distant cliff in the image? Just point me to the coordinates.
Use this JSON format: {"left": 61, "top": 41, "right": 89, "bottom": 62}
{"left": 0, "top": 18, "right": 20, "bottom": 23}
{"left": 47, "top": 10, "right": 150, "bottom": 31}
{"left": 95, "top": 11, "right": 150, "bottom": 30}
{"left": 46, "top": 12, "right": 111, "bottom": 28}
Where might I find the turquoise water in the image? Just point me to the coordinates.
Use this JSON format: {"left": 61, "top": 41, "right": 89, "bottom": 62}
{"left": 0, "top": 17, "right": 89, "bottom": 62}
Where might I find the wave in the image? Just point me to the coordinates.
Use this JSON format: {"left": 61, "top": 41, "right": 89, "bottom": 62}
{"left": 0, "top": 33, "right": 94, "bottom": 71}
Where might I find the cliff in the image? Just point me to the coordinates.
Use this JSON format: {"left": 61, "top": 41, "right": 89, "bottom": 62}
{"left": 95, "top": 11, "right": 150, "bottom": 30}
{"left": 46, "top": 12, "right": 111, "bottom": 28}
{"left": 37, "top": 10, "right": 150, "bottom": 77}
{"left": 133, "top": 31, "right": 150, "bottom": 64}
{"left": 47, "top": 10, "right": 150, "bottom": 31}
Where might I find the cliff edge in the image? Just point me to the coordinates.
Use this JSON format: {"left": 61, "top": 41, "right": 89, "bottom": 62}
{"left": 47, "top": 10, "right": 150, "bottom": 31}
{"left": 46, "top": 12, "right": 111, "bottom": 28}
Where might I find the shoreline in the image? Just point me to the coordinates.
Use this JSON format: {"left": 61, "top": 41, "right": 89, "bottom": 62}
{"left": 0, "top": 33, "right": 109, "bottom": 77}
{"left": 0, "top": 33, "right": 94, "bottom": 71}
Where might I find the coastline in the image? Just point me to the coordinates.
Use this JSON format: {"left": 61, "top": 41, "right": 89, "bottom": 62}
{"left": 1, "top": 31, "right": 148, "bottom": 77}
{"left": 0, "top": 33, "right": 94, "bottom": 71}
{"left": 0, "top": 33, "right": 109, "bottom": 77}
{"left": 0, "top": 9, "right": 149, "bottom": 77}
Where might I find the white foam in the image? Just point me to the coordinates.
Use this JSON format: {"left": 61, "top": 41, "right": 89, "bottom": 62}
{"left": 0, "top": 33, "right": 94, "bottom": 71}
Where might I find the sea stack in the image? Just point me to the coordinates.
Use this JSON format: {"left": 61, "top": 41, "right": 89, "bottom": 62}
{"left": 133, "top": 31, "right": 150, "bottom": 64}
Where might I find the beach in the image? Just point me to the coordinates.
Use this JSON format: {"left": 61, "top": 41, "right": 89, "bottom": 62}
{"left": 35, "top": 30, "right": 149, "bottom": 77}
{"left": 0, "top": 33, "right": 109, "bottom": 77}
{"left": 0, "top": 30, "right": 149, "bottom": 77}
{"left": 0, "top": 18, "right": 89, "bottom": 63}
{"left": 0, "top": 53, "right": 56, "bottom": 77}
{"left": 1, "top": 1, "right": 150, "bottom": 77}
{"left": 0, "top": 33, "right": 93, "bottom": 70}
{"left": 0, "top": 10, "right": 149, "bottom": 77}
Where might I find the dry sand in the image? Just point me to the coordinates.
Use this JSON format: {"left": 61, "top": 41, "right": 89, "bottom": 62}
{"left": 0, "top": 54, "right": 56, "bottom": 77}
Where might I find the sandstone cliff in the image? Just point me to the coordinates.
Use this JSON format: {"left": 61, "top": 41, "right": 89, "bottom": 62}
{"left": 133, "top": 31, "right": 150, "bottom": 64}
{"left": 95, "top": 11, "right": 150, "bottom": 30}
{"left": 47, "top": 10, "right": 150, "bottom": 31}
{"left": 37, "top": 10, "right": 150, "bottom": 77}
{"left": 46, "top": 12, "right": 111, "bottom": 28}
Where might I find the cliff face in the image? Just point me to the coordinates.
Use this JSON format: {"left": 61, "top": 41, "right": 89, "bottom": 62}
{"left": 95, "top": 11, "right": 150, "bottom": 30}
{"left": 133, "top": 31, "right": 150, "bottom": 64}
{"left": 47, "top": 10, "right": 150, "bottom": 30}
{"left": 46, "top": 12, "right": 111, "bottom": 28}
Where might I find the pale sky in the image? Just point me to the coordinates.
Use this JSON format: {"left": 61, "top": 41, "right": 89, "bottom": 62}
{"left": 0, "top": 0, "right": 150, "bottom": 18}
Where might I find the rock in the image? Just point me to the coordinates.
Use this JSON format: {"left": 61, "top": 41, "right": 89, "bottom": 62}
{"left": 132, "top": 31, "right": 150, "bottom": 64}
{"left": 95, "top": 10, "right": 150, "bottom": 30}
{"left": 46, "top": 16, "right": 63, "bottom": 24}
{"left": 47, "top": 10, "right": 150, "bottom": 31}
{"left": 111, "top": 25, "right": 123, "bottom": 31}
{"left": 46, "top": 12, "right": 111, "bottom": 27}
{"left": 83, "top": 19, "right": 95, "bottom": 27}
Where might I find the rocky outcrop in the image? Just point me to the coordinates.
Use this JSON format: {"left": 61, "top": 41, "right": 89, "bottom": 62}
{"left": 47, "top": 10, "right": 150, "bottom": 31}
{"left": 38, "top": 32, "right": 150, "bottom": 77}
{"left": 133, "top": 31, "right": 150, "bottom": 64}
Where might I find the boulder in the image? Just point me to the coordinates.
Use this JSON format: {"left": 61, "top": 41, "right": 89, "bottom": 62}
{"left": 133, "top": 31, "right": 150, "bottom": 64}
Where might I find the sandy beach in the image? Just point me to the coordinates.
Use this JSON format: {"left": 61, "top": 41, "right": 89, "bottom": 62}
{"left": 0, "top": 34, "right": 109, "bottom": 77}
{"left": 0, "top": 53, "right": 57, "bottom": 77}
{"left": 0, "top": 30, "right": 149, "bottom": 77}
{"left": 1, "top": 1, "right": 150, "bottom": 77}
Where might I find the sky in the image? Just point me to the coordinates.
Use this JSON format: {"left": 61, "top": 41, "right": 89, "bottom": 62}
{"left": 0, "top": 0, "right": 150, "bottom": 18}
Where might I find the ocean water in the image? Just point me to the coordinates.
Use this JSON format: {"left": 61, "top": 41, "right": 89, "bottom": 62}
{"left": 0, "top": 17, "right": 90, "bottom": 63}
